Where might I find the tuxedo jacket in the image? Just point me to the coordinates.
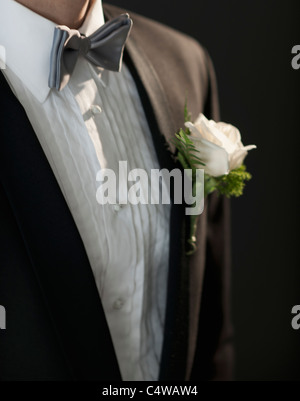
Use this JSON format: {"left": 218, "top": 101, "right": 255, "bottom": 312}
{"left": 0, "top": 4, "right": 233, "bottom": 381}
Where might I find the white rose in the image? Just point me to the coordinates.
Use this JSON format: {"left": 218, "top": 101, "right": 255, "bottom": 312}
{"left": 185, "top": 114, "right": 256, "bottom": 177}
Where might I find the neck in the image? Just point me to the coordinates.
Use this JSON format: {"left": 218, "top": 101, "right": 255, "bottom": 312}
{"left": 15, "top": 0, "right": 98, "bottom": 29}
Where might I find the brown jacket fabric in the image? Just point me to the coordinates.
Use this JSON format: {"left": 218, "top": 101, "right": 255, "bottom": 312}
{"left": 0, "top": 3, "right": 233, "bottom": 381}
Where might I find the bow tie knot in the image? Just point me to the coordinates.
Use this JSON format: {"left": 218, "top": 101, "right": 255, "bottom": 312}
{"left": 49, "top": 14, "right": 133, "bottom": 91}
{"left": 67, "top": 32, "right": 91, "bottom": 56}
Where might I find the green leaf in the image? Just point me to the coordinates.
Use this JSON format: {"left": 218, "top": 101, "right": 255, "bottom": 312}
{"left": 172, "top": 128, "right": 205, "bottom": 171}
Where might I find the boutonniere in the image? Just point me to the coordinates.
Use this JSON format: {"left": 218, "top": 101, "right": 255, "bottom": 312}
{"left": 173, "top": 104, "right": 256, "bottom": 255}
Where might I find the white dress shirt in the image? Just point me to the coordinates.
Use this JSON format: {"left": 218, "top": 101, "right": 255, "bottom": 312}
{"left": 0, "top": 0, "right": 171, "bottom": 381}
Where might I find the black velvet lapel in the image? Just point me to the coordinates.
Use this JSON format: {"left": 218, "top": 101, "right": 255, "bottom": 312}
{"left": 0, "top": 73, "right": 121, "bottom": 381}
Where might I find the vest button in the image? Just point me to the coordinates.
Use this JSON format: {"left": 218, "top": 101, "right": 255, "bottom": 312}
{"left": 113, "top": 298, "right": 125, "bottom": 310}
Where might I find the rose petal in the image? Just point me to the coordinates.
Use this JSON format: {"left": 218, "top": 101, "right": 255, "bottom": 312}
{"left": 185, "top": 121, "right": 203, "bottom": 139}
{"left": 216, "top": 122, "right": 241, "bottom": 145}
{"left": 229, "top": 148, "right": 248, "bottom": 170}
{"left": 192, "top": 136, "right": 229, "bottom": 177}
{"left": 194, "top": 115, "right": 236, "bottom": 154}
{"left": 243, "top": 145, "right": 257, "bottom": 151}
{"left": 193, "top": 114, "right": 223, "bottom": 146}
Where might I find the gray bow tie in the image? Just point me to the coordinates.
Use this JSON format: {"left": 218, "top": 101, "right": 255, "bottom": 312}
{"left": 48, "top": 14, "right": 133, "bottom": 91}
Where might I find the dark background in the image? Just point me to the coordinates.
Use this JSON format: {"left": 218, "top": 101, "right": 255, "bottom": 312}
{"left": 106, "top": 0, "right": 300, "bottom": 380}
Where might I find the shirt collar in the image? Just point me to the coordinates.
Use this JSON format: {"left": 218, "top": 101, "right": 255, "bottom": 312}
{"left": 0, "top": 0, "right": 105, "bottom": 103}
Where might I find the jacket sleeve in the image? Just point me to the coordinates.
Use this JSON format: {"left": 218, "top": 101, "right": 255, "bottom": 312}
{"left": 190, "top": 50, "right": 234, "bottom": 381}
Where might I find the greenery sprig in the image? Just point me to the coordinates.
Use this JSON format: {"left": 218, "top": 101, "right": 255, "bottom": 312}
{"left": 205, "top": 164, "right": 252, "bottom": 198}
